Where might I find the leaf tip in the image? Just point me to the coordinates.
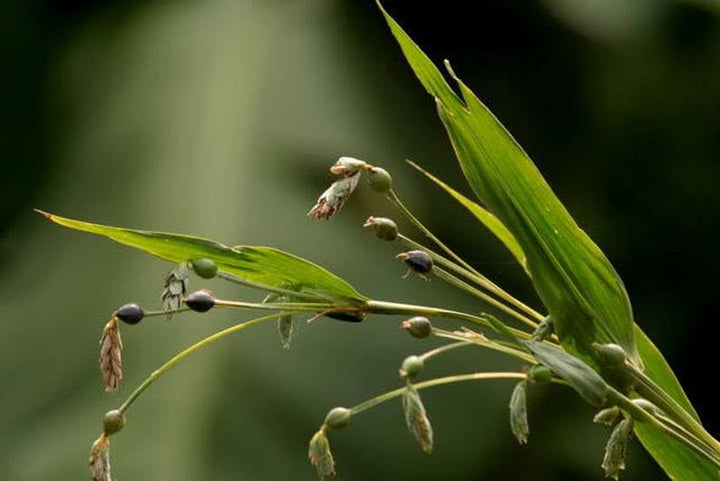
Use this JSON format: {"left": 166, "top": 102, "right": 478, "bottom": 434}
{"left": 34, "top": 208, "right": 52, "bottom": 219}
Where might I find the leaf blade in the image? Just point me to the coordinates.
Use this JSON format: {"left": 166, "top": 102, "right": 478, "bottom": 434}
{"left": 379, "top": 3, "right": 638, "bottom": 367}
{"left": 38, "top": 210, "right": 366, "bottom": 304}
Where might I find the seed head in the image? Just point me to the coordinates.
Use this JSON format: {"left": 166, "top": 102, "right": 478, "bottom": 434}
{"left": 397, "top": 250, "right": 433, "bottom": 276}
{"left": 367, "top": 166, "right": 392, "bottom": 193}
{"left": 402, "top": 384, "right": 433, "bottom": 453}
{"left": 185, "top": 289, "right": 216, "bottom": 313}
{"left": 399, "top": 355, "right": 424, "bottom": 380}
{"left": 509, "top": 381, "right": 529, "bottom": 444}
{"left": 103, "top": 409, "right": 126, "bottom": 436}
{"left": 99, "top": 317, "right": 123, "bottom": 392}
{"left": 308, "top": 427, "right": 336, "bottom": 478}
{"left": 329, "top": 156, "right": 368, "bottom": 176}
{"left": 401, "top": 316, "right": 432, "bottom": 338}
{"left": 324, "top": 407, "right": 353, "bottom": 430}
{"left": 115, "top": 303, "right": 144, "bottom": 325}
{"left": 88, "top": 434, "right": 112, "bottom": 481}
{"left": 162, "top": 262, "right": 189, "bottom": 319}
{"left": 602, "top": 418, "right": 633, "bottom": 480}
{"left": 363, "top": 216, "right": 398, "bottom": 241}
{"left": 308, "top": 172, "right": 360, "bottom": 220}
{"left": 191, "top": 258, "right": 218, "bottom": 279}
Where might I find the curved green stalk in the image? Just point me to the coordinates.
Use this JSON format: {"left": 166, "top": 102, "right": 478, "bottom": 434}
{"left": 398, "top": 233, "right": 544, "bottom": 322}
{"left": 419, "top": 341, "right": 472, "bottom": 361}
{"left": 433, "top": 266, "right": 538, "bottom": 331}
{"left": 366, "top": 299, "right": 537, "bottom": 341}
{"left": 431, "top": 327, "right": 535, "bottom": 363}
{"left": 351, "top": 372, "right": 528, "bottom": 415}
{"left": 117, "top": 312, "right": 288, "bottom": 414}
{"left": 388, "top": 189, "right": 482, "bottom": 277}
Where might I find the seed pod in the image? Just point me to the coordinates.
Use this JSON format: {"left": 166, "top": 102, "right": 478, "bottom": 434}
{"left": 399, "top": 355, "right": 424, "bottom": 380}
{"left": 308, "top": 427, "right": 336, "bottom": 478}
{"left": 102, "top": 409, "right": 126, "bottom": 436}
{"left": 527, "top": 365, "right": 552, "bottom": 384}
{"left": 330, "top": 156, "right": 368, "bottom": 176}
{"left": 367, "top": 166, "right": 392, "bottom": 193}
{"left": 324, "top": 407, "right": 353, "bottom": 430}
{"left": 397, "top": 250, "right": 433, "bottom": 275}
{"left": 593, "top": 406, "right": 621, "bottom": 426}
{"left": 115, "top": 303, "right": 144, "bottom": 325}
{"left": 191, "top": 258, "right": 218, "bottom": 279}
{"left": 401, "top": 316, "right": 433, "bottom": 339}
{"left": 402, "top": 384, "right": 433, "bottom": 453}
{"left": 509, "top": 381, "right": 529, "bottom": 444}
{"left": 594, "top": 343, "right": 627, "bottom": 368}
{"left": 602, "top": 418, "right": 633, "bottom": 480}
{"left": 363, "top": 216, "right": 398, "bottom": 241}
{"left": 185, "top": 290, "right": 215, "bottom": 313}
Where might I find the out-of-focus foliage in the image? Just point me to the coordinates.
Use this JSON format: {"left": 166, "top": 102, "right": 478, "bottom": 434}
{"left": 1, "top": 1, "right": 718, "bottom": 480}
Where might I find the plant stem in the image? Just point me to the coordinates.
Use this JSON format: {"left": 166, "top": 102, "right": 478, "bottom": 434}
{"left": 214, "top": 299, "right": 336, "bottom": 312}
{"left": 604, "top": 386, "right": 720, "bottom": 469}
{"left": 432, "top": 328, "right": 535, "bottom": 363}
{"left": 366, "top": 299, "right": 533, "bottom": 340}
{"left": 217, "top": 272, "right": 329, "bottom": 303}
{"left": 351, "top": 372, "right": 528, "bottom": 415}
{"left": 433, "top": 266, "right": 538, "bottom": 331}
{"left": 117, "top": 312, "right": 286, "bottom": 414}
{"left": 419, "top": 341, "right": 471, "bottom": 362}
{"left": 387, "top": 189, "right": 481, "bottom": 278}
{"left": 398, "top": 233, "right": 544, "bottom": 323}
{"left": 625, "top": 362, "right": 720, "bottom": 454}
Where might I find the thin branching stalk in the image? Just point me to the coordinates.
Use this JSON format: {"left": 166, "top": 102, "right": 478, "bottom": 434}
{"left": 387, "top": 189, "right": 482, "bottom": 278}
{"left": 432, "top": 266, "right": 538, "bottom": 331}
{"left": 432, "top": 328, "right": 536, "bottom": 363}
{"left": 625, "top": 362, "right": 720, "bottom": 453}
{"left": 419, "top": 341, "right": 472, "bottom": 361}
{"left": 117, "top": 312, "right": 290, "bottom": 414}
{"left": 351, "top": 372, "right": 529, "bottom": 415}
{"left": 398, "top": 233, "right": 544, "bottom": 323}
{"left": 218, "top": 272, "right": 330, "bottom": 303}
{"left": 366, "top": 299, "right": 538, "bottom": 341}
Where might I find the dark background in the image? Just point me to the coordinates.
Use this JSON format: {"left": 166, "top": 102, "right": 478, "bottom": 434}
{"left": 1, "top": 1, "right": 717, "bottom": 480}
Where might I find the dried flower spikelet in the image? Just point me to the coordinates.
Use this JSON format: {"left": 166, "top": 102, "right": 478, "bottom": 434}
{"left": 265, "top": 293, "right": 294, "bottom": 349}
{"left": 308, "top": 172, "right": 360, "bottom": 220}
{"left": 509, "top": 381, "right": 529, "bottom": 444}
{"left": 162, "top": 262, "right": 189, "bottom": 318}
{"left": 99, "top": 316, "right": 123, "bottom": 392}
{"left": 402, "top": 384, "right": 433, "bottom": 453}
{"left": 308, "top": 427, "right": 336, "bottom": 479}
{"left": 88, "top": 434, "right": 112, "bottom": 481}
{"left": 593, "top": 406, "right": 621, "bottom": 426}
{"left": 329, "top": 156, "right": 368, "bottom": 176}
{"left": 602, "top": 418, "right": 633, "bottom": 480}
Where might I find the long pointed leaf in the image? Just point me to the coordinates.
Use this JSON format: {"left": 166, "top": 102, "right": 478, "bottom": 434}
{"left": 38, "top": 210, "right": 366, "bottom": 304}
{"left": 379, "top": 2, "right": 638, "bottom": 368}
{"left": 406, "top": 159, "right": 528, "bottom": 274}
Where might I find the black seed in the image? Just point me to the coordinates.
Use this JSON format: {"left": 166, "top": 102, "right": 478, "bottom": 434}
{"left": 401, "top": 316, "right": 432, "bottom": 338}
{"left": 115, "top": 303, "right": 144, "bottom": 325}
{"left": 325, "top": 311, "right": 365, "bottom": 323}
{"left": 185, "top": 290, "right": 215, "bottom": 313}
{"left": 397, "top": 250, "right": 433, "bottom": 274}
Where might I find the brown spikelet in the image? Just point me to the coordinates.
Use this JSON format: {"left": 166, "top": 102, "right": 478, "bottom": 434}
{"left": 88, "top": 433, "right": 112, "bottom": 481}
{"left": 99, "top": 316, "right": 123, "bottom": 392}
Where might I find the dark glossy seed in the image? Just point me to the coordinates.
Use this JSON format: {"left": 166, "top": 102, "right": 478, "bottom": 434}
{"left": 185, "top": 290, "right": 215, "bottom": 313}
{"left": 115, "top": 303, "right": 144, "bottom": 325}
{"left": 397, "top": 250, "right": 433, "bottom": 274}
{"left": 401, "top": 316, "right": 432, "bottom": 338}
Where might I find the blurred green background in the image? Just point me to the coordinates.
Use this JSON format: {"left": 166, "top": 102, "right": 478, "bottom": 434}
{"left": 2, "top": 1, "right": 718, "bottom": 480}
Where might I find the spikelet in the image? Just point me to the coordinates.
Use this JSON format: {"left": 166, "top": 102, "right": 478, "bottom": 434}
{"left": 99, "top": 316, "right": 123, "bottom": 392}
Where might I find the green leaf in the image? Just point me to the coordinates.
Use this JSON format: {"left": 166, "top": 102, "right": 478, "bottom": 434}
{"left": 379, "top": 2, "right": 638, "bottom": 367}
{"left": 633, "top": 326, "right": 718, "bottom": 480}
{"left": 523, "top": 340, "right": 609, "bottom": 406}
{"left": 405, "top": 160, "right": 527, "bottom": 273}
{"left": 37, "top": 210, "right": 366, "bottom": 304}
